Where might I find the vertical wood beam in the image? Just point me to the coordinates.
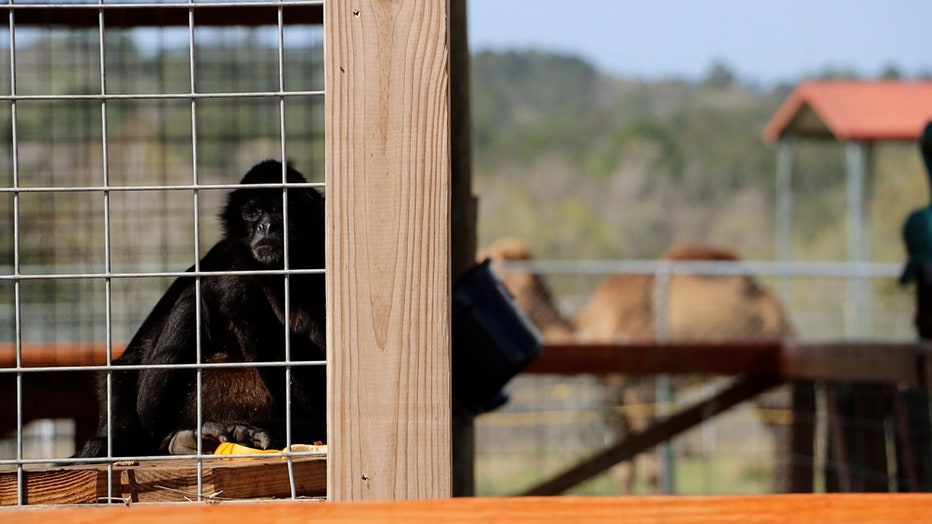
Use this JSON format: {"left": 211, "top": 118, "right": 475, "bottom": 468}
{"left": 324, "top": 0, "right": 452, "bottom": 501}
{"left": 788, "top": 381, "right": 816, "bottom": 492}
{"left": 449, "top": 0, "right": 476, "bottom": 282}
{"left": 448, "top": 0, "right": 478, "bottom": 498}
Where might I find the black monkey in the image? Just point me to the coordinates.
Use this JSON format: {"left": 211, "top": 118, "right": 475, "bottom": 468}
{"left": 76, "top": 160, "right": 326, "bottom": 458}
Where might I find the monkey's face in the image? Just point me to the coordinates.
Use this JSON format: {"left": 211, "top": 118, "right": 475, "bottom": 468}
{"left": 221, "top": 161, "right": 325, "bottom": 270}
{"left": 240, "top": 194, "right": 320, "bottom": 268}
{"left": 242, "top": 197, "right": 286, "bottom": 266}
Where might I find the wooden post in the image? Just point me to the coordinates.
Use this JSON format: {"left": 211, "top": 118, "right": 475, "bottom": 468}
{"left": 787, "top": 381, "right": 816, "bottom": 492}
{"left": 448, "top": 0, "right": 478, "bottom": 498}
{"left": 324, "top": 0, "right": 452, "bottom": 501}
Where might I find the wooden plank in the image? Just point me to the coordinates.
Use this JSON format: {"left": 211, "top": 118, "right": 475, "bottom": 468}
{"left": 521, "top": 376, "right": 781, "bottom": 496}
{"left": 525, "top": 340, "right": 782, "bottom": 377}
{"left": 525, "top": 340, "right": 925, "bottom": 384}
{"left": 3, "top": 495, "right": 932, "bottom": 523}
{"left": 6, "top": 4, "right": 323, "bottom": 28}
{"left": 781, "top": 341, "right": 923, "bottom": 385}
{"left": 109, "top": 457, "right": 327, "bottom": 502}
{"left": 0, "top": 469, "right": 99, "bottom": 506}
{"left": 4, "top": 339, "right": 925, "bottom": 384}
{"left": 449, "top": 0, "right": 478, "bottom": 498}
{"left": 0, "top": 457, "right": 326, "bottom": 505}
{"left": 324, "top": 0, "right": 451, "bottom": 501}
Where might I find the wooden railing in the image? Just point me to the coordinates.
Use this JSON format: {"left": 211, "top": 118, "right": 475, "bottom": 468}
{"left": 2, "top": 494, "right": 932, "bottom": 523}
{"left": 526, "top": 339, "right": 931, "bottom": 384}
{"left": 2, "top": 339, "right": 930, "bottom": 502}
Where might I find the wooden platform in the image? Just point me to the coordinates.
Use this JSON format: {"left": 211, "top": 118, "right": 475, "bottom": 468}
{"left": 0, "top": 456, "right": 326, "bottom": 505}
{"left": 1, "top": 494, "right": 932, "bottom": 523}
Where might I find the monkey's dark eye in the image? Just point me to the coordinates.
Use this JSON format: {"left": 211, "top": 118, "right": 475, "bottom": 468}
{"left": 242, "top": 204, "right": 263, "bottom": 222}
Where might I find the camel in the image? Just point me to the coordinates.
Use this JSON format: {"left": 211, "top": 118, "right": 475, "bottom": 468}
{"left": 476, "top": 237, "right": 574, "bottom": 340}
{"left": 480, "top": 238, "right": 793, "bottom": 343}
{"left": 478, "top": 237, "right": 795, "bottom": 493}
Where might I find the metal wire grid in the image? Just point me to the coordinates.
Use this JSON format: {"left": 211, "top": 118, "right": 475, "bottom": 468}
{"left": 473, "top": 233, "right": 919, "bottom": 496}
{"left": 475, "top": 262, "right": 919, "bottom": 495}
{"left": 498, "top": 259, "right": 910, "bottom": 338}
{"left": 0, "top": 0, "right": 326, "bottom": 504}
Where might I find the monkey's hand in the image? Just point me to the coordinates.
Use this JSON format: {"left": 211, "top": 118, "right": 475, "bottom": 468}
{"left": 165, "top": 422, "right": 274, "bottom": 455}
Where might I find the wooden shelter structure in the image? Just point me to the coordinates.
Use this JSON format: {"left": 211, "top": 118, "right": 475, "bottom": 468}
{"left": 762, "top": 81, "right": 932, "bottom": 142}
{"left": 763, "top": 81, "right": 932, "bottom": 492}
{"left": 762, "top": 80, "right": 932, "bottom": 335}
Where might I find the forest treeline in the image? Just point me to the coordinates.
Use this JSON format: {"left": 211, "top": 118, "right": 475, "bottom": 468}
{"left": 1, "top": 34, "right": 928, "bottom": 268}
{"left": 470, "top": 50, "right": 929, "bottom": 262}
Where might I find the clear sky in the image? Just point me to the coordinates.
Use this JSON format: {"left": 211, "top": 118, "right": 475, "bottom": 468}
{"left": 467, "top": 0, "right": 932, "bottom": 85}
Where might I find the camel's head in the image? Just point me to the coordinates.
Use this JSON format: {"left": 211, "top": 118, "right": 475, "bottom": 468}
{"left": 477, "top": 237, "right": 574, "bottom": 340}
{"left": 477, "top": 236, "right": 533, "bottom": 263}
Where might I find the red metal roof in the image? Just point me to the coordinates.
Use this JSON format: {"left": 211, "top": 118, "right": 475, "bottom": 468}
{"left": 762, "top": 80, "right": 932, "bottom": 142}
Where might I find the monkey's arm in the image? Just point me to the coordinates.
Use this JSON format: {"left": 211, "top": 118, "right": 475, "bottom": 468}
{"left": 133, "top": 284, "right": 202, "bottom": 453}
{"left": 74, "top": 275, "right": 197, "bottom": 459}
{"left": 143, "top": 274, "right": 283, "bottom": 452}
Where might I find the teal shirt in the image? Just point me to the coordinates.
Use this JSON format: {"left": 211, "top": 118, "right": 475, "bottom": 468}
{"left": 901, "top": 206, "right": 932, "bottom": 284}
{"left": 902, "top": 122, "right": 932, "bottom": 284}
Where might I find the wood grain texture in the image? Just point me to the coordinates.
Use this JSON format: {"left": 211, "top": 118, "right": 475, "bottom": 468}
{"left": 324, "top": 0, "right": 452, "bottom": 501}
{"left": 0, "top": 470, "right": 99, "bottom": 506}
{"left": 0, "top": 457, "right": 326, "bottom": 505}
{"left": 2, "top": 495, "right": 932, "bottom": 523}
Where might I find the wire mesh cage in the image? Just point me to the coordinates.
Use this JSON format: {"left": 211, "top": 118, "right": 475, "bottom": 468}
{"left": 0, "top": 0, "right": 328, "bottom": 504}
{"left": 0, "top": 4, "right": 325, "bottom": 344}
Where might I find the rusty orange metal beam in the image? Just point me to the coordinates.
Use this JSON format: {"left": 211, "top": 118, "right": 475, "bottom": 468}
{"left": 0, "top": 343, "right": 123, "bottom": 369}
